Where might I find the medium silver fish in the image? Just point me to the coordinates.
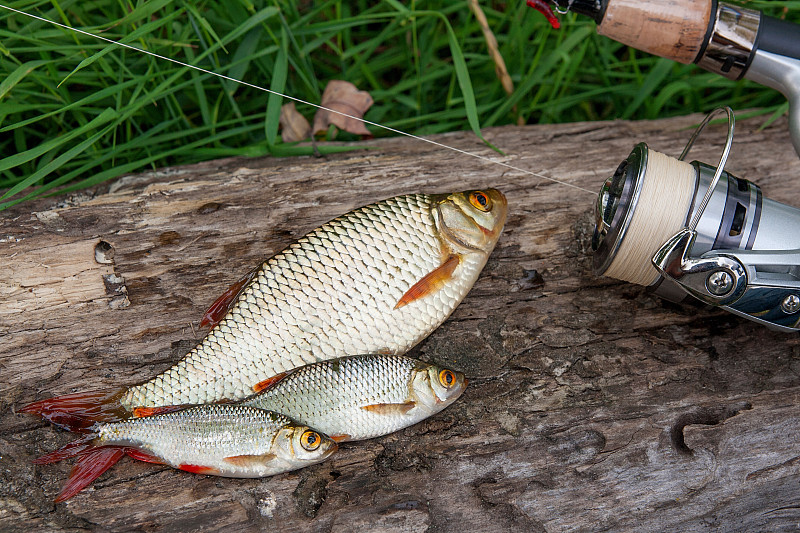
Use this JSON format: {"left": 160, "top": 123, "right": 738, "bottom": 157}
{"left": 34, "top": 404, "right": 336, "bottom": 502}
{"left": 24, "top": 189, "right": 505, "bottom": 427}
{"left": 242, "top": 354, "right": 467, "bottom": 442}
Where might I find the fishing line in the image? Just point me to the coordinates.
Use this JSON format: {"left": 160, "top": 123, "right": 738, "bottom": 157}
{"left": 1, "top": 4, "right": 595, "bottom": 195}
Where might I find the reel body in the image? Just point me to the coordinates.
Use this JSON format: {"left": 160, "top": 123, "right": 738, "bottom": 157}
{"left": 593, "top": 113, "right": 800, "bottom": 331}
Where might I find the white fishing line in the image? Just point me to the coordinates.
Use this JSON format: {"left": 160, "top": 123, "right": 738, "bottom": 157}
{"left": 603, "top": 149, "right": 695, "bottom": 286}
{"left": 1, "top": 3, "right": 595, "bottom": 195}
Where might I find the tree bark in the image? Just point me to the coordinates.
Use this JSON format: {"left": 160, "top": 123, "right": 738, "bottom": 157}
{"left": 2, "top": 113, "right": 800, "bottom": 532}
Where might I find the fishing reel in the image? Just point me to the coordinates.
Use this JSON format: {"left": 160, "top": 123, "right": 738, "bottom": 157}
{"left": 593, "top": 107, "right": 800, "bottom": 332}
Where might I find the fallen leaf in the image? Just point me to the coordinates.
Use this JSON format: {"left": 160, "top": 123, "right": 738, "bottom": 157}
{"left": 279, "top": 102, "right": 311, "bottom": 142}
{"left": 312, "top": 80, "right": 373, "bottom": 136}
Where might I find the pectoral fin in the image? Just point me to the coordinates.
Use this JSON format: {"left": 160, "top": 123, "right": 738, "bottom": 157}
{"left": 133, "top": 405, "right": 190, "bottom": 418}
{"left": 362, "top": 402, "right": 416, "bottom": 416}
{"left": 223, "top": 453, "right": 277, "bottom": 467}
{"left": 395, "top": 254, "right": 459, "bottom": 309}
{"left": 329, "top": 434, "right": 351, "bottom": 443}
{"left": 253, "top": 372, "right": 289, "bottom": 393}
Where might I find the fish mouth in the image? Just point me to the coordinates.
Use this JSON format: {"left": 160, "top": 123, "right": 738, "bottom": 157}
{"left": 322, "top": 442, "right": 339, "bottom": 458}
{"left": 435, "top": 376, "right": 468, "bottom": 404}
{"left": 481, "top": 189, "right": 508, "bottom": 240}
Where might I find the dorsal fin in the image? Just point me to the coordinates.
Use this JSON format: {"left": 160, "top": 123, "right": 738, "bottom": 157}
{"left": 200, "top": 265, "right": 261, "bottom": 329}
{"left": 252, "top": 372, "right": 289, "bottom": 393}
{"left": 132, "top": 404, "right": 190, "bottom": 418}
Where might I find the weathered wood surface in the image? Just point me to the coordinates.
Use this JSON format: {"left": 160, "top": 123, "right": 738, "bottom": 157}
{"left": 2, "top": 114, "right": 800, "bottom": 532}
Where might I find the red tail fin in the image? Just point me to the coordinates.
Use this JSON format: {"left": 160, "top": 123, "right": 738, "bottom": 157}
{"left": 21, "top": 389, "right": 129, "bottom": 432}
{"left": 33, "top": 435, "right": 96, "bottom": 465}
{"left": 36, "top": 435, "right": 166, "bottom": 502}
{"left": 54, "top": 447, "right": 125, "bottom": 503}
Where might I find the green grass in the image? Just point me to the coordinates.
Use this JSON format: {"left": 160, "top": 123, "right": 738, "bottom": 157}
{"left": 0, "top": 0, "right": 797, "bottom": 209}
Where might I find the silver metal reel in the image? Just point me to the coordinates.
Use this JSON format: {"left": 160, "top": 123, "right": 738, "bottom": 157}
{"left": 652, "top": 107, "right": 800, "bottom": 331}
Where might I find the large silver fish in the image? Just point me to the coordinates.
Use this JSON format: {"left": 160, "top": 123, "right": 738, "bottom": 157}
{"left": 24, "top": 189, "right": 505, "bottom": 427}
{"left": 242, "top": 354, "right": 467, "bottom": 442}
{"left": 34, "top": 404, "right": 336, "bottom": 502}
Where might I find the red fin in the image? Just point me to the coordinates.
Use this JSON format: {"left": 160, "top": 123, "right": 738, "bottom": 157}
{"left": 123, "top": 448, "right": 165, "bottom": 464}
{"left": 33, "top": 435, "right": 96, "bottom": 465}
{"left": 132, "top": 405, "right": 189, "bottom": 418}
{"left": 21, "top": 389, "right": 129, "bottom": 432}
{"left": 395, "top": 255, "right": 459, "bottom": 309}
{"left": 200, "top": 265, "right": 261, "bottom": 329}
{"left": 252, "top": 372, "right": 289, "bottom": 393}
{"left": 526, "top": 0, "right": 561, "bottom": 29}
{"left": 179, "top": 464, "right": 221, "bottom": 475}
{"left": 54, "top": 447, "right": 125, "bottom": 503}
{"left": 362, "top": 402, "right": 416, "bottom": 416}
{"left": 223, "top": 453, "right": 277, "bottom": 467}
{"left": 329, "top": 434, "right": 351, "bottom": 443}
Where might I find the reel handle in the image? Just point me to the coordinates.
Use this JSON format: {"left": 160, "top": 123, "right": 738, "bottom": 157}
{"left": 653, "top": 229, "right": 800, "bottom": 332}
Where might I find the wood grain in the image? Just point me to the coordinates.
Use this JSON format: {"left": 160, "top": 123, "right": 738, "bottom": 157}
{"left": 2, "top": 113, "right": 800, "bottom": 532}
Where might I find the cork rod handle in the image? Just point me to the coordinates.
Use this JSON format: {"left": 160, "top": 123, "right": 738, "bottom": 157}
{"left": 597, "top": 0, "right": 715, "bottom": 64}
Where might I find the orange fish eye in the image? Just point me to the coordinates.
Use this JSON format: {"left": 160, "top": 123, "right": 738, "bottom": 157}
{"left": 300, "top": 430, "right": 322, "bottom": 451}
{"left": 438, "top": 369, "right": 457, "bottom": 388}
{"left": 469, "top": 191, "right": 492, "bottom": 212}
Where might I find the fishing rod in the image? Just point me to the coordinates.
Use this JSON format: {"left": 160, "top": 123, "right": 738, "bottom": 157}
{"left": 541, "top": 0, "right": 800, "bottom": 156}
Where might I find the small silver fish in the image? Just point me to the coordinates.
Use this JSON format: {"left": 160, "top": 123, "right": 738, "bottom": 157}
{"left": 34, "top": 404, "right": 336, "bottom": 502}
{"left": 242, "top": 354, "right": 467, "bottom": 442}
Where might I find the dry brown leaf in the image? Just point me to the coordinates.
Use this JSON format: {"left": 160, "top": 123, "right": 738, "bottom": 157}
{"left": 312, "top": 80, "right": 373, "bottom": 136}
{"left": 279, "top": 102, "right": 311, "bottom": 143}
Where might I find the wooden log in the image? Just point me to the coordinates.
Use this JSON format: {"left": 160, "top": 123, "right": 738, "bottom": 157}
{"left": 2, "top": 113, "right": 800, "bottom": 532}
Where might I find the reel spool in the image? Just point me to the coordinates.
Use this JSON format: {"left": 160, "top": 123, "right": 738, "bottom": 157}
{"left": 593, "top": 107, "right": 800, "bottom": 331}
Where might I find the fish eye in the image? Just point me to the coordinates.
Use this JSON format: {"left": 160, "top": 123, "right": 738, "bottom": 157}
{"left": 469, "top": 191, "right": 492, "bottom": 212}
{"left": 438, "top": 369, "right": 457, "bottom": 388}
{"left": 300, "top": 430, "right": 322, "bottom": 451}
